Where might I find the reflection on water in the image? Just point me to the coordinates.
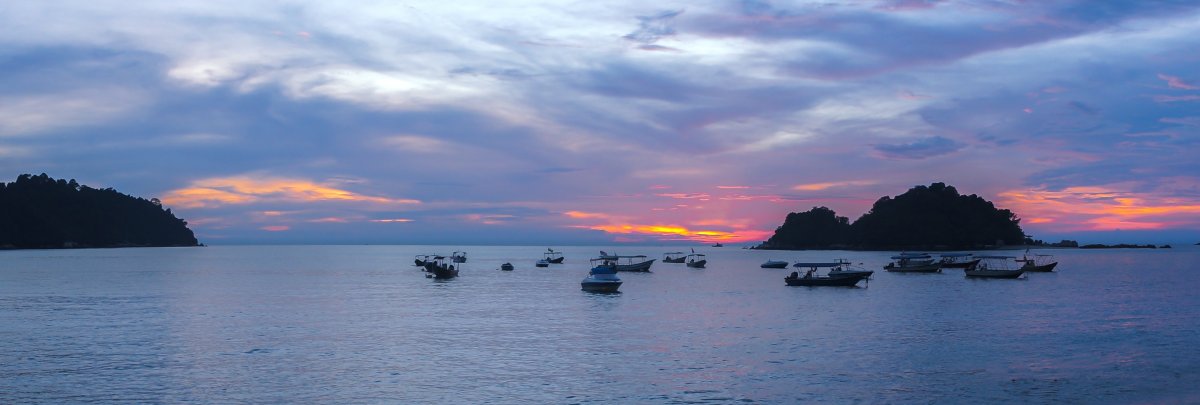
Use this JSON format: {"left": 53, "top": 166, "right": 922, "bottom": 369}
{"left": 2, "top": 245, "right": 1199, "bottom": 402}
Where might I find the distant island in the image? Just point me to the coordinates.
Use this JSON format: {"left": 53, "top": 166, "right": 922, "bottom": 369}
{"left": 758, "top": 182, "right": 1026, "bottom": 250}
{"left": 0, "top": 173, "right": 199, "bottom": 249}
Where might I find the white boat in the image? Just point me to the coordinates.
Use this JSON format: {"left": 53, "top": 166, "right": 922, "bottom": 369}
{"left": 761, "top": 259, "right": 788, "bottom": 269}
{"left": 599, "top": 251, "right": 655, "bottom": 272}
{"left": 535, "top": 259, "right": 550, "bottom": 268}
{"left": 685, "top": 253, "right": 707, "bottom": 268}
{"left": 824, "top": 259, "right": 875, "bottom": 279}
{"left": 1016, "top": 250, "right": 1058, "bottom": 272}
{"left": 965, "top": 256, "right": 1025, "bottom": 279}
{"left": 581, "top": 257, "right": 622, "bottom": 293}
{"left": 884, "top": 253, "right": 941, "bottom": 273}
{"left": 451, "top": 251, "right": 467, "bottom": 263}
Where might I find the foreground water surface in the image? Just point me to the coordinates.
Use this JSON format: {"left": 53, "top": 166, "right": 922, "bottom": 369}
{"left": 2, "top": 245, "right": 1198, "bottom": 403}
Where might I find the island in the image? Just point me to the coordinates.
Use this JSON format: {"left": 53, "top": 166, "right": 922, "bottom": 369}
{"left": 758, "top": 182, "right": 1025, "bottom": 250}
{"left": 0, "top": 173, "right": 199, "bottom": 249}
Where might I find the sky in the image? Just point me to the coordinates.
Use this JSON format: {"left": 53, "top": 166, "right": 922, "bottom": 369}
{"left": 2, "top": 0, "right": 1199, "bottom": 245}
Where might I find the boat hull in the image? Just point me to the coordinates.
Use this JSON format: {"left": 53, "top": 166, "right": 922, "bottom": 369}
{"left": 430, "top": 268, "right": 459, "bottom": 279}
{"left": 828, "top": 270, "right": 874, "bottom": 279}
{"left": 964, "top": 269, "right": 1024, "bottom": 279}
{"left": 581, "top": 280, "right": 622, "bottom": 293}
{"left": 761, "top": 261, "right": 788, "bottom": 269}
{"left": 939, "top": 259, "right": 980, "bottom": 269}
{"left": 546, "top": 257, "right": 564, "bottom": 264}
{"left": 1022, "top": 262, "right": 1058, "bottom": 272}
{"left": 500, "top": 263, "right": 514, "bottom": 271}
{"left": 535, "top": 261, "right": 549, "bottom": 268}
{"left": 663, "top": 257, "right": 686, "bottom": 263}
{"left": 785, "top": 274, "right": 868, "bottom": 287}
{"left": 686, "top": 260, "right": 707, "bottom": 268}
{"left": 884, "top": 263, "right": 941, "bottom": 273}
{"left": 616, "top": 259, "right": 655, "bottom": 272}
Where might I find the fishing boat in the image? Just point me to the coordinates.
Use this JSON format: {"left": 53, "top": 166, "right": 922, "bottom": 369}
{"left": 424, "top": 256, "right": 459, "bottom": 279}
{"left": 581, "top": 257, "right": 623, "bottom": 293}
{"left": 785, "top": 262, "right": 871, "bottom": 287}
{"left": 823, "top": 259, "right": 875, "bottom": 279}
{"left": 414, "top": 254, "right": 435, "bottom": 267}
{"left": 761, "top": 259, "right": 788, "bottom": 269}
{"left": 535, "top": 259, "right": 550, "bottom": 268}
{"left": 599, "top": 251, "right": 655, "bottom": 272}
{"left": 500, "top": 262, "right": 514, "bottom": 271}
{"left": 685, "top": 253, "right": 707, "bottom": 268}
{"left": 662, "top": 252, "right": 687, "bottom": 263}
{"left": 450, "top": 251, "right": 467, "bottom": 263}
{"left": 965, "top": 256, "right": 1025, "bottom": 279}
{"left": 938, "top": 253, "right": 980, "bottom": 269}
{"left": 884, "top": 253, "right": 941, "bottom": 273}
{"left": 544, "top": 248, "right": 565, "bottom": 264}
{"left": 1016, "top": 250, "right": 1058, "bottom": 272}
{"left": 711, "top": 243, "right": 724, "bottom": 247}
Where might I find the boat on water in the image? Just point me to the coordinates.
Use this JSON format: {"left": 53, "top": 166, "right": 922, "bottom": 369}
{"left": 599, "top": 251, "right": 655, "bottom": 272}
{"left": 823, "top": 259, "right": 875, "bottom": 279}
{"left": 500, "top": 262, "right": 514, "bottom": 271}
{"left": 451, "top": 251, "right": 467, "bottom": 263}
{"left": 761, "top": 259, "right": 788, "bottom": 269}
{"left": 544, "top": 248, "right": 564, "bottom": 264}
{"left": 414, "top": 254, "right": 435, "bottom": 267}
{"left": 423, "top": 256, "right": 460, "bottom": 279}
{"left": 663, "top": 252, "right": 687, "bottom": 263}
{"left": 535, "top": 259, "right": 550, "bottom": 268}
{"left": 785, "top": 262, "right": 871, "bottom": 287}
{"left": 711, "top": 243, "right": 724, "bottom": 247}
{"left": 965, "top": 256, "right": 1025, "bottom": 279}
{"left": 938, "top": 253, "right": 980, "bottom": 269}
{"left": 685, "top": 253, "right": 707, "bottom": 268}
{"left": 884, "top": 253, "right": 941, "bottom": 273}
{"left": 581, "top": 257, "right": 623, "bottom": 293}
{"left": 1017, "top": 251, "right": 1058, "bottom": 272}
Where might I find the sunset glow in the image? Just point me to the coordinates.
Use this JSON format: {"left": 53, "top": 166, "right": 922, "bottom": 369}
{"left": 3, "top": 1, "right": 1198, "bottom": 244}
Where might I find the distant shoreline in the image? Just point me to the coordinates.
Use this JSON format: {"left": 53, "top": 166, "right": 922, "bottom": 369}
{"left": 0, "top": 243, "right": 202, "bottom": 251}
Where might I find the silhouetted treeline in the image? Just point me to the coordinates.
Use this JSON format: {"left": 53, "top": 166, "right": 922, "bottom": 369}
{"left": 0, "top": 173, "right": 199, "bottom": 249}
{"left": 760, "top": 183, "right": 1026, "bottom": 250}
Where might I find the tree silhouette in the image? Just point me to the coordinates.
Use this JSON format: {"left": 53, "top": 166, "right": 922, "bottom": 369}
{"left": 0, "top": 173, "right": 199, "bottom": 249}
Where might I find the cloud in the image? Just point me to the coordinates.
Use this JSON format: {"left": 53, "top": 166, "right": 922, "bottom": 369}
{"left": 1157, "top": 73, "right": 1200, "bottom": 90}
{"left": 162, "top": 175, "right": 420, "bottom": 209}
{"left": 623, "top": 10, "right": 684, "bottom": 46}
{"left": 873, "top": 136, "right": 965, "bottom": 159}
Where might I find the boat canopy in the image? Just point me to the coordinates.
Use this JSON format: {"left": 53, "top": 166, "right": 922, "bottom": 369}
{"left": 792, "top": 262, "right": 844, "bottom": 268}
{"left": 598, "top": 254, "right": 648, "bottom": 260}
{"left": 939, "top": 253, "right": 973, "bottom": 257}
{"left": 664, "top": 252, "right": 684, "bottom": 255}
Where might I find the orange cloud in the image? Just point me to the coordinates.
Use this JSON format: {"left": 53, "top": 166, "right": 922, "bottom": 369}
{"left": 793, "top": 180, "right": 876, "bottom": 191}
{"left": 162, "top": 175, "right": 420, "bottom": 208}
{"left": 370, "top": 218, "right": 414, "bottom": 223}
{"left": 261, "top": 225, "right": 290, "bottom": 232}
{"left": 564, "top": 210, "right": 609, "bottom": 219}
{"left": 999, "top": 184, "right": 1200, "bottom": 232}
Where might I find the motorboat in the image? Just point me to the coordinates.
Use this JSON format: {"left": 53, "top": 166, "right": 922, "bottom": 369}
{"left": 451, "top": 251, "right": 467, "bottom": 263}
{"left": 711, "top": 243, "right": 723, "bottom": 247}
{"left": 884, "top": 253, "right": 941, "bottom": 273}
{"left": 761, "top": 259, "right": 788, "bottom": 269}
{"left": 938, "top": 253, "right": 980, "bottom": 269}
{"left": 544, "top": 248, "right": 564, "bottom": 264}
{"left": 581, "top": 257, "right": 623, "bottom": 293}
{"left": 414, "top": 254, "right": 435, "bottom": 267}
{"left": 785, "top": 262, "right": 871, "bottom": 287}
{"left": 1016, "top": 250, "right": 1058, "bottom": 272}
{"left": 685, "top": 253, "right": 707, "bottom": 268}
{"left": 820, "top": 259, "right": 874, "bottom": 279}
{"left": 598, "top": 251, "right": 655, "bottom": 272}
{"left": 663, "top": 252, "right": 687, "bottom": 263}
{"left": 965, "top": 256, "right": 1025, "bottom": 279}
{"left": 535, "top": 259, "right": 550, "bottom": 268}
{"left": 500, "top": 262, "right": 514, "bottom": 271}
{"left": 424, "top": 256, "right": 459, "bottom": 279}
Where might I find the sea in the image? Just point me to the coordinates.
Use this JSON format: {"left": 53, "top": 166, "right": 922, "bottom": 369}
{"left": 2, "top": 245, "right": 1198, "bottom": 403}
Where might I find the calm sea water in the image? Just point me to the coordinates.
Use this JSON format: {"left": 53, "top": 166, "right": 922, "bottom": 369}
{"left": 2, "top": 245, "right": 1199, "bottom": 403}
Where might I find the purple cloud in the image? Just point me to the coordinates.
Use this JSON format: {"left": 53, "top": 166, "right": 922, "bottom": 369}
{"left": 873, "top": 136, "right": 965, "bottom": 160}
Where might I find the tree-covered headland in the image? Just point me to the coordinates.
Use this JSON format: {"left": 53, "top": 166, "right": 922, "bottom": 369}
{"left": 0, "top": 173, "right": 199, "bottom": 249}
{"left": 759, "top": 183, "right": 1026, "bottom": 250}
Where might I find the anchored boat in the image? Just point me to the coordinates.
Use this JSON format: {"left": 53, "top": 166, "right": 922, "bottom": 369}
{"left": 786, "top": 262, "right": 872, "bottom": 287}
{"left": 581, "top": 257, "right": 623, "bottom": 293}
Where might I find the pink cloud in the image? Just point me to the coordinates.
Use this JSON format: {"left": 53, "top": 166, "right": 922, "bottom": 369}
{"left": 1153, "top": 95, "right": 1200, "bottom": 103}
{"left": 1157, "top": 73, "right": 1200, "bottom": 90}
